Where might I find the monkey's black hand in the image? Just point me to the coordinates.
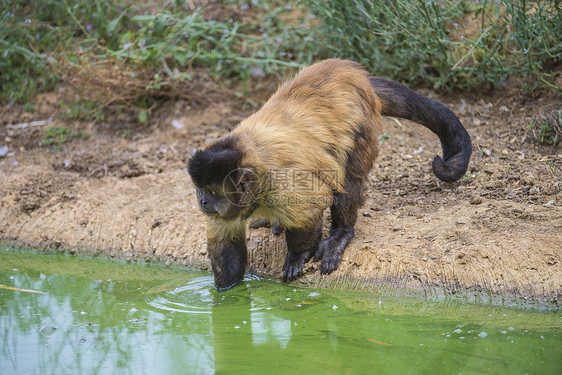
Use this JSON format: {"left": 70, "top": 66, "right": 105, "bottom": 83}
{"left": 316, "top": 239, "right": 342, "bottom": 275}
{"left": 282, "top": 250, "right": 314, "bottom": 282}
{"left": 315, "top": 228, "right": 354, "bottom": 275}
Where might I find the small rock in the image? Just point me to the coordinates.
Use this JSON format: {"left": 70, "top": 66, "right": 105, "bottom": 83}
{"left": 473, "top": 118, "right": 482, "bottom": 126}
{"left": 458, "top": 99, "right": 467, "bottom": 114}
{"left": 249, "top": 66, "right": 266, "bottom": 78}
{"left": 171, "top": 120, "right": 184, "bottom": 130}
{"left": 0, "top": 145, "right": 8, "bottom": 157}
{"left": 455, "top": 217, "right": 468, "bottom": 225}
{"left": 470, "top": 195, "right": 483, "bottom": 205}
{"left": 362, "top": 211, "right": 372, "bottom": 217}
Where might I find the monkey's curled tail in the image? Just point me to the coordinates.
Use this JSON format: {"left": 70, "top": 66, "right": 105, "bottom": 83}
{"left": 370, "top": 77, "right": 472, "bottom": 182}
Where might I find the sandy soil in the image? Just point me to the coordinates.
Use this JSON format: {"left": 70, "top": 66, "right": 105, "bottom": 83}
{"left": 1, "top": 83, "right": 561, "bottom": 306}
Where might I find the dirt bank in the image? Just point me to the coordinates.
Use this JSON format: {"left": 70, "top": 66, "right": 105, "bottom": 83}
{"left": 1, "top": 84, "right": 561, "bottom": 306}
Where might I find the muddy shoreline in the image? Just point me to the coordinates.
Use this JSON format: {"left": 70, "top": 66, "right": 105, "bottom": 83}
{"left": 1, "top": 87, "right": 561, "bottom": 307}
{"left": 0, "top": 235, "right": 557, "bottom": 310}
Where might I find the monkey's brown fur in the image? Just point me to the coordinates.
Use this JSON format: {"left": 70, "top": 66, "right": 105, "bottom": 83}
{"left": 188, "top": 59, "right": 471, "bottom": 289}
{"left": 233, "top": 59, "right": 381, "bottom": 229}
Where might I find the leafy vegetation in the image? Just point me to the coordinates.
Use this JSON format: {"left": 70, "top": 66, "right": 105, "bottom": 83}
{"left": 1, "top": 0, "right": 560, "bottom": 107}
{"left": 23, "top": 103, "right": 35, "bottom": 113}
{"left": 43, "top": 126, "right": 90, "bottom": 150}
{"left": 528, "top": 109, "right": 562, "bottom": 145}
{"left": 58, "top": 99, "right": 105, "bottom": 121}
{"left": 378, "top": 132, "right": 390, "bottom": 145}
{"left": 0, "top": 0, "right": 312, "bottom": 105}
{"left": 305, "top": 0, "right": 561, "bottom": 91}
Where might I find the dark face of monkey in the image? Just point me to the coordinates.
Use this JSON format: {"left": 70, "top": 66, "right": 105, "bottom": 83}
{"left": 188, "top": 138, "right": 259, "bottom": 220}
{"left": 195, "top": 186, "right": 229, "bottom": 216}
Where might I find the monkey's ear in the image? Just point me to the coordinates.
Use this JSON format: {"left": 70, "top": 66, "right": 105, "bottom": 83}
{"left": 190, "top": 149, "right": 198, "bottom": 158}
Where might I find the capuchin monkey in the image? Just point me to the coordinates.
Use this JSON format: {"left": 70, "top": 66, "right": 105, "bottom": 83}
{"left": 188, "top": 59, "right": 471, "bottom": 290}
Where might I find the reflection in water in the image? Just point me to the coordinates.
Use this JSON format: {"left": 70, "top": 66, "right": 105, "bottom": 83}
{"left": 250, "top": 308, "right": 292, "bottom": 349}
{"left": 0, "top": 250, "right": 560, "bottom": 375}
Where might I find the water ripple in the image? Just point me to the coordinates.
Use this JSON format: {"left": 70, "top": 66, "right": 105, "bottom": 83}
{"left": 148, "top": 276, "right": 214, "bottom": 314}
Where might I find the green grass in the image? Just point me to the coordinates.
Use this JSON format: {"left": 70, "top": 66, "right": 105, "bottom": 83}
{"left": 1, "top": 0, "right": 560, "bottom": 106}
{"left": 304, "top": 0, "right": 561, "bottom": 91}
{"left": 378, "top": 132, "right": 390, "bottom": 145}
{"left": 43, "top": 126, "right": 90, "bottom": 150}
{"left": 23, "top": 103, "right": 35, "bottom": 113}
{"left": 0, "top": 0, "right": 313, "bottom": 104}
{"left": 528, "top": 109, "right": 562, "bottom": 145}
{"left": 57, "top": 99, "right": 105, "bottom": 121}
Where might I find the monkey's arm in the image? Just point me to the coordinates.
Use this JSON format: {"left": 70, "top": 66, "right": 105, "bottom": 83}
{"left": 206, "top": 218, "right": 247, "bottom": 290}
{"left": 283, "top": 218, "right": 323, "bottom": 282}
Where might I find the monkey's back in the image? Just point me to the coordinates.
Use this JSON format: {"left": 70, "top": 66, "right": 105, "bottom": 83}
{"left": 231, "top": 59, "right": 383, "bottom": 228}
{"left": 235, "top": 59, "right": 382, "bottom": 193}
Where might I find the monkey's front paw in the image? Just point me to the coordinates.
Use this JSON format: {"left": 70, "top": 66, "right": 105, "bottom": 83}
{"left": 320, "top": 254, "right": 342, "bottom": 275}
{"left": 282, "top": 250, "right": 313, "bottom": 282}
{"left": 316, "top": 234, "right": 349, "bottom": 275}
{"left": 313, "top": 241, "right": 326, "bottom": 262}
{"left": 318, "top": 240, "right": 342, "bottom": 275}
{"left": 283, "top": 264, "right": 302, "bottom": 282}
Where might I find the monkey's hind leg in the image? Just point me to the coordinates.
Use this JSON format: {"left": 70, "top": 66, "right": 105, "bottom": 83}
{"left": 315, "top": 178, "right": 363, "bottom": 275}
{"left": 283, "top": 219, "right": 322, "bottom": 282}
{"left": 249, "top": 218, "right": 284, "bottom": 236}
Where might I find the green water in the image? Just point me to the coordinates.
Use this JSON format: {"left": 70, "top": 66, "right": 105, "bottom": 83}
{"left": 0, "top": 250, "right": 560, "bottom": 375}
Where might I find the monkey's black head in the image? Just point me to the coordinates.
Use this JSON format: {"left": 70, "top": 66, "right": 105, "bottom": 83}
{"left": 188, "top": 138, "right": 243, "bottom": 188}
{"left": 188, "top": 137, "right": 257, "bottom": 219}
